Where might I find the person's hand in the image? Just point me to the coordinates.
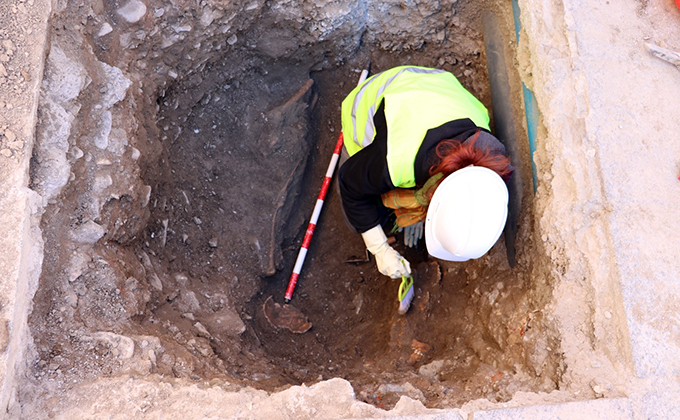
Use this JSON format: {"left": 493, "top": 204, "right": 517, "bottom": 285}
{"left": 401, "top": 221, "right": 424, "bottom": 248}
{"left": 361, "top": 226, "right": 412, "bottom": 279}
{"left": 374, "top": 246, "right": 411, "bottom": 278}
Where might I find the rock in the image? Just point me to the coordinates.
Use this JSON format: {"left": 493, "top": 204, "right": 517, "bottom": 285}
{"left": 0, "top": 149, "right": 12, "bottom": 158}
{"left": 8, "top": 141, "right": 24, "bottom": 150}
{"left": 93, "top": 174, "right": 113, "bottom": 192}
{"left": 147, "top": 349, "right": 156, "bottom": 364}
{"left": 87, "top": 331, "right": 135, "bottom": 359}
{"left": 2, "top": 40, "right": 15, "bottom": 54}
{"left": 179, "top": 290, "right": 201, "bottom": 312}
{"left": 174, "top": 273, "right": 189, "bottom": 286}
{"left": 172, "top": 24, "right": 192, "bottom": 33}
{"left": 99, "top": 62, "right": 131, "bottom": 108}
{"left": 94, "top": 110, "right": 112, "bottom": 149}
{"left": 203, "top": 307, "right": 246, "bottom": 337}
{"left": 130, "top": 147, "right": 140, "bottom": 160}
{"left": 71, "top": 220, "right": 106, "bottom": 244}
{"left": 44, "top": 45, "right": 88, "bottom": 102}
{"left": 418, "top": 359, "right": 445, "bottom": 380}
{"left": 117, "top": 0, "right": 147, "bottom": 24}
{"left": 193, "top": 322, "right": 211, "bottom": 338}
{"left": 98, "top": 22, "right": 113, "bottom": 37}
{"left": 139, "top": 185, "right": 151, "bottom": 207}
{"left": 147, "top": 273, "right": 163, "bottom": 291}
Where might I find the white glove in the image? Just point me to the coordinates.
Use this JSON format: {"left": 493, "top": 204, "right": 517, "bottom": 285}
{"left": 361, "top": 226, "right": 411, "bottom": 279}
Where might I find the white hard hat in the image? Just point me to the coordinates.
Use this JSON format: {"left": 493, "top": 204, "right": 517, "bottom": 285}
{"left": 425, "top": 166, "right": 508, "bottom": 262}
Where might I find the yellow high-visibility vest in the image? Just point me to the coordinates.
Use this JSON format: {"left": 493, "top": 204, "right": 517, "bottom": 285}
{"left": 341, "top": 66, "right": 490, "bottom": 188}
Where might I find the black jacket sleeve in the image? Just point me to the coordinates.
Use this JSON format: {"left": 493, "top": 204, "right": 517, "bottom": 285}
{"left": 338, "top": 101, "right": 394, "bottom": 234}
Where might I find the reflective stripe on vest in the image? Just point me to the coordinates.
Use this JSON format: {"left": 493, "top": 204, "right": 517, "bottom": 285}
{"left": 340, "top": 66, "right": 490, "bottom": 188}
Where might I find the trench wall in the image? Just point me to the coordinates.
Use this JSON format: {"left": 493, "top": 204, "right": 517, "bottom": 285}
{"left": 0, "top": 0, "right": 50, "bottom": 413}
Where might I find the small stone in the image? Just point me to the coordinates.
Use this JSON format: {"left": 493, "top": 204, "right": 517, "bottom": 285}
{"left": 148, "top": 349, "right": 156, "bottom": 364}
{"left": 194, "top": 322, "right": 211, "bottom": 338}
{"left": 71, "top": 220, "right": 105, "bottom": 244}
{"left": 592, "top": 384, "right": 604, "bottom": 396}
{"left": 172, "top": 24, "right": 192, "bottom": 33}
{"left": 604, "top": 311, "right": 612, "bottom": 319}
{"left": 130, "top": 147, "right": 140, "bottom": 160}
{"left": 0, "top": 149, "right": 12, "bottom": 157}
{"left": 208, "top": 238, "right": 218, "bottom": 248}
{"left": 98, "top": 22, "right": 113, "bottom": 37}
{"left": 419, "top": 360, "right": 445, "bottom": 380}
{"left": 2, "top": 40, "right": 15, "bottom": 53}
{"left": 93, "top": 174, "right": 113, "bottom": 191}
{"left": 117, "top": 0, "right": 147, "bottom": 23}
{"left": 227, "top": 34, "right": 237, "bottom": 45}
{"left": 140, "top": 185, "right": 151, "bottom": 207}
{"left": 8, "top": 141, "right": 23, "bottom": 150}
{"left": 71, "top": 147, "right": 84, "bottom": 159}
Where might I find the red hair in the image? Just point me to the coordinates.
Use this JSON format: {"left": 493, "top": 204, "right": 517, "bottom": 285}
{"left": 429, "top": 131, "right": 513, "bottom": 181}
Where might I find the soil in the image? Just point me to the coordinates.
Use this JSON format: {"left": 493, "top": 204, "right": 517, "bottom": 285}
{"left": 20, "top": 0, "right": 563, "bottom": 415}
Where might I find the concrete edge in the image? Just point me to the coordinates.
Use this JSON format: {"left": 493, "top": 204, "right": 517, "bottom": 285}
{"left": 0, "top": 0, "right": 51, "bottom": 413}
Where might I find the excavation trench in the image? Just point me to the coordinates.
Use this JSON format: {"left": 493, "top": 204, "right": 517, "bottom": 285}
{"left": 26, "top": 0, "right": 563, "bottom": 411}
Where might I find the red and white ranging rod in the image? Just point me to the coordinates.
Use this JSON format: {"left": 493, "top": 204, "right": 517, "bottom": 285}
{"left": 284, "top": 66, "right": 370, "bottom": 303}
